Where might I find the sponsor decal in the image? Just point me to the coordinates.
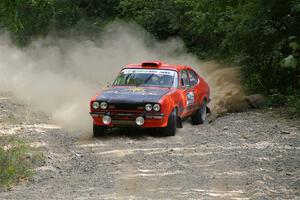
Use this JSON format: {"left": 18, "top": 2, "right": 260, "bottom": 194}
{"left": 122, "top": 69, "right": 176, "bottom": 76}
{"left": 104, "top": 89, "right": 161, "bottom": 96}
{"left": 128, "top": 88, "right": 145, "bottom": 92}
{"left": 187, "top": 92, "right": 195, "bottom": 106}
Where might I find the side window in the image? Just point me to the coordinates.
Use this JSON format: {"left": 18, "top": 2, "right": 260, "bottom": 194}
{"left": 180, "top": 70, "right": 191, "bottom": 89}
{"left": 188, "top": 70, "right": 199, "bottom": 86}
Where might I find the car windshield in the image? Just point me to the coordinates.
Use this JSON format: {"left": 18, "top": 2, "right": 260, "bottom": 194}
{"left": 113, "top": 68, "right": 178, "bottom": 88}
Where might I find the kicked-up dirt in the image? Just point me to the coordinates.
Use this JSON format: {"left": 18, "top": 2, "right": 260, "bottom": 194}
{"left": 0, "top": 92, "right": 299, "bottom": 200}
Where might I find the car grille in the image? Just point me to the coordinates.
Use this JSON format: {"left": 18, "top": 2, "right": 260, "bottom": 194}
{"left": 108, "top": 103, "right": 145, "bottom": 111}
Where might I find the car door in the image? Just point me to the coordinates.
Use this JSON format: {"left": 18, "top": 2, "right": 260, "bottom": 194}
{"left": 187, "top": 69, "right": 202, "bottom": 110}
{"left": 179, "top": 70, "right": 195, "bottom": 117}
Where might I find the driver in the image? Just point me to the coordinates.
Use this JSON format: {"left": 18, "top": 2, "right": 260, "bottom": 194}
{"left": 159, "top": 75, "right": 173, "bottom": 86}
{"left": 147, "top": 75, "right": 160, "bottom": 85}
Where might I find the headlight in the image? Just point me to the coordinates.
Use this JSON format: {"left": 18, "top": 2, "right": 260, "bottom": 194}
{"left": 100, "top": 102, "right": 108, "bottom": 109}
{"left": 153, "top": 104, "right": 161, "bottom": 111}
{"left": 136, "top": 117, "right": 145, "bottom": 126}
{"left": 102, "top": 116, "right": 111, "bottom": 125}
{"left": 145, "top": 104, "right": 152, "bottom": 111}
{"left": 92, "top": 102, "right": 100, "bottom": 109}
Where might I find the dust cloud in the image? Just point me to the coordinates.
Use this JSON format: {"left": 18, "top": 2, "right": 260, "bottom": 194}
{"left": 200, "top": 62, "right": 248, "bottom": 114}
{"left": 0, "top": 21, "right": 247, "bottom": 132}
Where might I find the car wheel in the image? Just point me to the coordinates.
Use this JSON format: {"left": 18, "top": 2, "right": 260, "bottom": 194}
{"left": 161, "top": 109, "right": 177, "bottom": 136}
{"left": 93, "top": 124, "right": 105, "bottom": 137}
{"left": 191, "top": 99, "right": 207, "bottom": 125}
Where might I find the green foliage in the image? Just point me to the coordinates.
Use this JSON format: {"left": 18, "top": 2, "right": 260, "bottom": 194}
{"left": 0, "top": 0, "right": 55, "bottom": 45}
{"left": 0, "top": 138, "right": 43, "bottom": 189}
{"left": 0, "top": 0, "right": 299, "bottom": 108}
{"left": 0, "top": 0, "right": 118, "bottom": 45}
{"left": 267, "top": 92, "right": 287, "bottom": 107}
{"left": 77, "top": 0, "right": 120, "bottom": 20}
{"left": 266, "top": 87, "right": 300, "bottom": 115}
{"left": 281, "top": 55, "right": 298, "bottom": 68}
{"left": 119, "top": 0, "right": 300, "bottom": 98}
{"left": 292, "top": 99, "right": 300, "bottom": 114}
{"left": 287, "top": 94, "right": 300, "bottom": 114}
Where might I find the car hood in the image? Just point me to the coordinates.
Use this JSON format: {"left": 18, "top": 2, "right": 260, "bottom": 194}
{"left": 96, "top": 87, "right": 171, "bottom": 103}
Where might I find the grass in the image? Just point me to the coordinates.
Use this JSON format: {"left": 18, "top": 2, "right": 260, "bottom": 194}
{"left": 0, "top": 137, "right": 44, "bottom": 190}
{"left": 287, "top": 96, "right": 300, "bottom": 116}
{"left": 266, "top": 92, "right": 300, "bottom": 117}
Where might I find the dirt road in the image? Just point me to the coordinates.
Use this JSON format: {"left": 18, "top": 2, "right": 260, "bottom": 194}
{"left": 0, "top": 93, "right": 299, "bottom": 199}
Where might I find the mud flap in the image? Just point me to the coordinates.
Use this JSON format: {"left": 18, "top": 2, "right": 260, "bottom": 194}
{"left": 206, "top": 106, "right": 211, "bottom": 114}
{"left": 176, "top": 116, "right": 183, "bottom": 128}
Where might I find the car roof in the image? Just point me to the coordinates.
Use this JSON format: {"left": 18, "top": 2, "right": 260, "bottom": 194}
{"left": 123, "top": 61, "right": 192, "bottom": 72}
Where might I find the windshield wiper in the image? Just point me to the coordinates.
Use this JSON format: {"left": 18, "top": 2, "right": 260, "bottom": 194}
{"left": 136, "top": 74, "right": 155, "bottom": 87}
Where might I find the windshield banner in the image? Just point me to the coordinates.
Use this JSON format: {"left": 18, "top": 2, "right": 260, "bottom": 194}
{"left": 122, "top": 69, "right": 176, "bottom": 76}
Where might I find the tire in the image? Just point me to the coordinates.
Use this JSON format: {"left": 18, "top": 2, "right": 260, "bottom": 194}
{"left": 93, "top": 124, "right": 105, "bottom": 137}
{"left": 191, "top": 99, "right": 207, "bottom": 125}
{"left": 161, "top": 109, "right": 177, "bottom": 136}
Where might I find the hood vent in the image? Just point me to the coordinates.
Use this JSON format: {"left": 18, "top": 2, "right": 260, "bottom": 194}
{"left": 141, "top": 61, "right": 163, "bottom": 68}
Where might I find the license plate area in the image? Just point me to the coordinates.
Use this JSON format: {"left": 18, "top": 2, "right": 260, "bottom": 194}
{"left": 110, "top": 112, "right": 140, "bottom": 121}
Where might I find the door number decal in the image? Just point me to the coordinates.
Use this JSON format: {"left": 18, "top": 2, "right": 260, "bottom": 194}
{"left": 187, "top": 92, "right": 195, "bottom": 106}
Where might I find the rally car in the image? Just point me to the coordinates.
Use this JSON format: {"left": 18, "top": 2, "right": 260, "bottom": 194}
{"left": 90, "top": 61, "right": 210, "bottom": 137}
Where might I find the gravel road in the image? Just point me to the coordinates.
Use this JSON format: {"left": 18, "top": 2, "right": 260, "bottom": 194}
{"left": 0, "top": 93, "right": 299, "bottom": 200}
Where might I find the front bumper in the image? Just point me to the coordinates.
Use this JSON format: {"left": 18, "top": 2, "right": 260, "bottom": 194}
{"left": 90, "top": 111, "right": 167, "bottom": 128}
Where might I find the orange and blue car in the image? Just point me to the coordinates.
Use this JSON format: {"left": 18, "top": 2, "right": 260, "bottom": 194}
{"left": 90, "top": 61, "right": 210, "bottom": 137}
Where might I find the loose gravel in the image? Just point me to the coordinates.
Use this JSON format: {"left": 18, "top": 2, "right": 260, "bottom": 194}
{"left": 0, "top": 93, "right": 299, "bottom": 200}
